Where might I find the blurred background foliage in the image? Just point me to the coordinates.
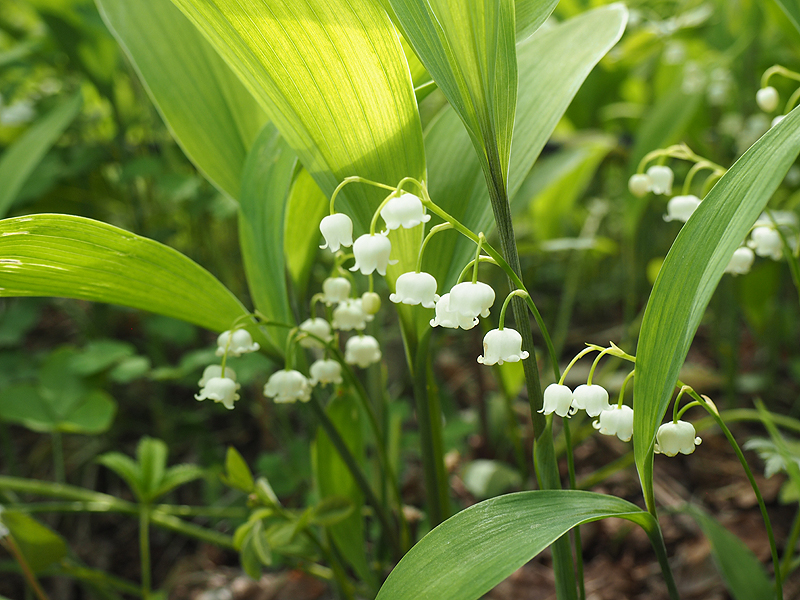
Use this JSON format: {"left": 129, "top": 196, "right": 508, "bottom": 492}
{"left": 3, "top": 0, "right": 800, "bottom": 596}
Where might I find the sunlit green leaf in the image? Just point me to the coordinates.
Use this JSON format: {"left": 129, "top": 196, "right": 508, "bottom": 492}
{"left": 0, "top": 214, "right": 248, "bottom": 333}
{"left": 0, "top": 92, "right": 82, "bottom": 219}
{"left": 96, "top": 0, "right": 266, "bottom": 199}
{"left": 284, "top": 169, "right": 329, "bottom": 300}
{"left": 376, "top": 490, "right": 655, "bottom": 600}
{"left": 774, "top": 0, "right": 800, "bottom": 33}
{"left": 633, "top": 107, "right": 800, "bottom": 506}
{"left": 514, "top": 0, "right": 558, "bottom": 42}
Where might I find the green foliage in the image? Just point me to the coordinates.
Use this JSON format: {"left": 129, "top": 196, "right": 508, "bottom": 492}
{"left": 220, "top": 446, "right": 254, "bottom": 494}
{"left": 1, "top": 510, "right": 69, "bottom": 573}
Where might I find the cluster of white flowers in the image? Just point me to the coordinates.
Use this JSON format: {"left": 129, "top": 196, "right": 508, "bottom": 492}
{"left": 630, "top": 165, "right": 706, "bottom": 226}
{"left": 196, "top": 329, "right": 263, "bottom": 410}
{"left": 540, "top": 382, "right": 633, "bottom": 442}
{"left": 724, "top": 211, "right": 798, "bottom": 276}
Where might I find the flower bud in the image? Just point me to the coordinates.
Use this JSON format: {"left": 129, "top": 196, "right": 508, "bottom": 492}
{"left": 264, "top": 369, "right": 312, "bottom": 403}
{"left": 477, "top": 328, "right": 529, "bottom": 366}
{"left": 748, "top": 226, "right": 783, "bottom": 260}
{"left": 380, "top": 192, "right": 430, "bottom": 231}
{"left": 756, "top": 86, "right": 779, "bottom": 113}
{"left": 309, "top": 358, "right": 343, "bottom": 386}
{"left": 332, "top": 298, "right": 373, "bottom": 331}
{"left": 322, "top": 277, "right": 351, "bottom": 305}
{"left": 361, "top": 292, "right": 381, "bottom": 315}
{"left": 196, "top": 376, "right": 241, "bottom": 410}
{"left": 592, "top": 405, "right": 633, "bottom": 442}
{"left": 655, "top": 420, "right": 701, "bottom": 456}
{"left": 216, "top": 329, "right": 260, "bottom": 357}
{"left": 319, "top": 213, "right": 353, "bottom": 252}
{"left": 663, "top": 194, "right": 701, "bottom": 223}
{"left": 628, "top": 173, "right": 653, "bottom": 197}
{"left": 390, "top": 271, "right": 439, "bottom": 308}
{"left": 646, "top": 165, "right": 674, "bottom": 196}
{"left": 344, "top": 335, "right": 382, "bottom": 368}
{"left": 572, "top": 384, "right": 611, "bottom": 417}
{"left": 724, "top": 246, "right": 754, "bottom": 275}
{"left": 298, "top": 318, "right": 333, "bottom": 349}
{"left": 350, "top": 233, "right": 397, "bottom": 276}
{"left": 539, "top": 383, "right": 573, "bottom": 418}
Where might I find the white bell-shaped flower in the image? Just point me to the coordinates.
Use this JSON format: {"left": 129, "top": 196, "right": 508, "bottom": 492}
{"left": 263, "top": 369, "right": 312, "bottom": 403}
{"left": 298, "top": 318, "right": 333, "bottom": 349}
{"left": 655, "top": 420, "right": 702, "bottom": 456}
{"left": 319, "top": 213, "right": 353, "bottom": 252}
{"left": 756, "top": 86, "right": 779, "bottom": 113}
{"left": 332, "top": 298, "right": 373, "bottom": 331}
{"left": 344, "top": 335, "right": 382, "bottom": 368}
{"left": 198, "top": 365, "right": 236, "bottom": 387}
{"left": 646, "top": 165, "right": 674, "bottom": 195}
{"left": 748, "top": 226, "right": 783, "bottom": 260}
{"left": 593, "top": 405, "right": 634, "bottom": 442}
{"left": 628, "top": 173, "right": 653, "bottom": 197}
{"left": 572, "top": 384, "right": 611, "bottom": 417}
{"left": 216, "top": 329, "right": 260, "bottom": 357}
{"left": 429, "top": 293, "right": 478, "bottom": 330}
{"left": 380, "top": 192, "right": 431, "bottom": 231}
{"left": 663, "top": 194, "right": 701, "bottom": 223}
{"left": 449, "top": 281, "right": 495, "bottom": 320}
{"left": 322, "top": 277, "right": 351, "bottom": 305}
{"left": 477, "top": 328, "right": 529, "bottom": 366}
{"left": 350, "top": 233, "right": 397, "bottom": 276}
{"left": 539, "top": 383, "right": 574, "bottom": 418}
{"left": 196, "top": 376, "right": 240, "bottom": 410}
{"left": 309, "top": 358, "right": 343, "bottom": 386}
{"left": 725, "top": 246, "right": 755, "bottom": 275}
{"left": 390, "top": 272, "right": 440, "bottom": 308}
{"left": 361, "top": 291, "right": 381, "bottom": 315}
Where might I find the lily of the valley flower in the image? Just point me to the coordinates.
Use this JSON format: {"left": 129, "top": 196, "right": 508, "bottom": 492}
{"left": 646, "top": 165, "right": 674, "bottom": 195}
{"left": 380, "top": 192, "right": 431, "bottom": 231}
{"left": 628, "top": 173, "right": 653, "bottom": 197}
{"left": 593, "top": 405, "right": 634, "bottom": 442}
{"left": 196, "top": 376, "right": 240, "bottom": 410}
{"left": 298, "top": 318, "right": 333, "bottom": 349}
{"left": 429, "top": 293, "right": 478, "bottom": 330}
{"left": 309, "top": 358, "right": 343, "bottom": 386}
{"left": 756, "top": 86, "right": 779, "bottom": 113}
{"left": 361, "top": 291, "right": 381, "bottom": 315}
{"left": 748, "top": 225, "right": 783, "bottom": 260}
{"left": 448, "top": 281, "right": 495, "bottom": 320}
{"left": 572, "top": 384, "right": 611, "bottom": 417}
{"left": 319, "top": 213, "right": 353, "bottom": 252}
{"left": 350, "top": 233, "right": 397, "bottom": 276}
{"left": 663, "top": 194, "right": 701, "bottom": 223}
{"left": 322, "top": 277, "right": 351, "bottom": 305}
{"left": 344, "top": 335, "right": 382, "bottom": 368}
{"left": 655, "top": 420, "right": 702, "bottom": 456}
{"left": 198, "top": 365, "right": 236, "bottom": 387}
{"left": 477, "top": 328, "right": 529, "bottom": 366}
{"left": 539, "top": 383, "right": 574, "bottom": 417}
{"left": 216, "top": 329, "right": 260, "bottom": 357}
{"left": 390, "top": 271, "right": 440, "bottom": 308}
{"left": 264, "top": 369, "right": 312, "bottom": 403}
{"left": 725, "top": 246, "right": 755, "bottom": 275}
{"left": 332, "top": 298, "right": 373, "bottom": 331}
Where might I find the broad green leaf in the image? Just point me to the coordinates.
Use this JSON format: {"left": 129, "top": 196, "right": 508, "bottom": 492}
{"left": 774, "top": 0, "right": 800, "bottom": 33}
{"left": 284, "top": 169, "right": 329, "bottom": 300}
{"left": 137, "top": 437, "right": 168, "bottom": 501}
{"left": 0, "top": 92, "right": 82, "bottom": 219}
{"left": 375, "top": 490, "right": 655, "bottom": 600}
{"left": 681, "top": 505, "right": 774, "bottom": 600}
{"left": 168, "top": 0, "right": 426, "bottom": 233}
{"left": 96, "top": 0, "right": 266, "bottom": 199}
{"left": 515, "top": 0, "right": 558, "bottom": 42}
{"left": 222, "top": 446, "right": 255, "bottom": 493}
{"left": 425, "top": 5, "right": 627, "bottom": 289}
{"left": 1, "top": 510, "right": 68, "bottom": 573}
{"left": 389, "top": 0, "right": 518, "bottom": 193}
{"left": 633, "top": 107, "right": 800, "bottom": 507}
{"left": 0, "top": 384, "right": 116, "bottom": 434}
{"left": 313, "top": 393, "right": 375, "bottom": 589}
{"left": 0, "top": 214, "right": 249, "bottom": 333}
{"left": 237, "top": 123, "right": 297, "bottom": 353}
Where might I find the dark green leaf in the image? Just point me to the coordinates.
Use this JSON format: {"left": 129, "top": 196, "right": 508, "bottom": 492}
{"left": 222, "top": 446, "right": 255, "bottom": 494}
{"left": 137, "top": 437, "right": 168, "bottom": 501}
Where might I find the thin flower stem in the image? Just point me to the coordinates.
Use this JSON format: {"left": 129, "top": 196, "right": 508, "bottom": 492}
{"left": 762, "top": 65, "right": 800, "bottom": 88}
{"left": 768, "top": 213, "right": 800, "bottom": 307}
{"left": 781, "top": 505, "right": 800, "bottom": 579}
{"left": 618, "top": 370, "right": 635, "bottom": 408}
{"left": 139, "top": 505, "right": 151, "bottom": 600}
{"left": 675, "top": 400, "right": 703, "bottom": 421}
{"left": 456, "top": 256, "right": 498, "bottom": 283}
{"left": 472, "top": 234, "right": 485, "bottom": 284}
{"left": 416, "top": 223, "right": 453, "bottom": 272}
{"left": 687, "top": 391, "right": 782, "bottom": 599}
{"left": 1, "top": 537, "right": 51, "bottom": 600}
{"left": 328, "top": 176, "right": 396, "bottom": 215}
{"left": 682, "top": 161, "right": 716, "bottom": 196}
{"left": 587, "top": 348, "right": 613, "bottom": 386}
{"left": 498, "top": 290, "right": 529, "bottom": 330}
{"left": 562, "top": 420, "right": 585, "bottom": 600}
{"left": 784, "top": 87, "right": 800, "bottom": 115}
{"left": 671, "top": 387, "right": 691, "bottom": 423}
{"left": 558, "top": 347, "right": 597, "bottom": 386}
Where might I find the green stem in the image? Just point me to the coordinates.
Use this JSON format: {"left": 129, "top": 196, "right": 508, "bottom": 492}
{"left": 762, "top": 65, "right": 800, "bottom": 88}
{"left": 645, "top": 525, "right": 681, "bottom": 600}
{"left": 306, "top": 394, "right": 400, "bottom": 558}
{"left": 498, "top": 290, "right": 529, "bottom": 330}
{"left": 681, "top": 161, "right": 715, "bottom": 196}
{"left": 784, "top": 87, "right": 800, "bottom": 115}
{"left": 781, "top": 505, "right": 800, "bottom": 579}
{"left": 558, "top": 347, "right": 597, "bottom": 386}
{"left": 416, "top": 223, "right": 453, "bottom": 272}
{"left": 671, "top": 387, "right": 690, "bottom": 423}
{"left": 586, "top": 348, "right": 613, "bottom": 386}
{"left": 139, "top": 505, "right": 151, "bottom": 600}
{"left": 563, "top": 420, "right": 585, "bottom": 600}
{"left": 472, "top": 234, "right": 485, "bottom": 284}
{"left": 1, "top": 537, "right": 50, "bottom": 600}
